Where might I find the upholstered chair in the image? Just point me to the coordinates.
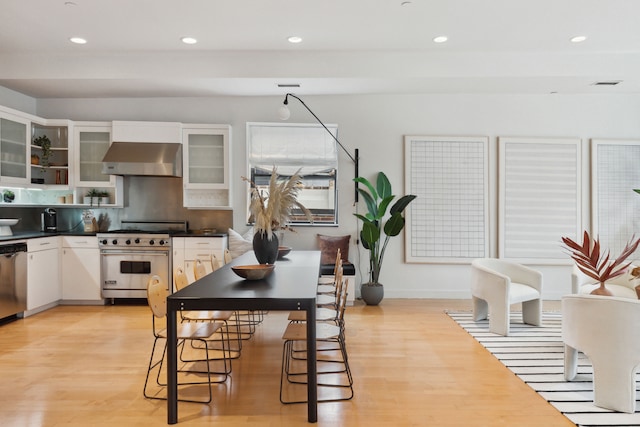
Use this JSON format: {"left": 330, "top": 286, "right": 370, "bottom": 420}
{"left": 470, "top": 258, "right": 543, "bottom": 336}
{"left": 563, "top": 294, "right": 640, "bottom": 413}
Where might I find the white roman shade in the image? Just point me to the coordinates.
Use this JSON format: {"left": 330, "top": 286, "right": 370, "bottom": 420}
{"left": 247, "top": 122, "right": 338, "bottom": 176}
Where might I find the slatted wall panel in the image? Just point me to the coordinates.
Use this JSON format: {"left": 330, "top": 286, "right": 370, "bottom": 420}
{"left": 499, "top": 137, "right": 581, "bottom": 263}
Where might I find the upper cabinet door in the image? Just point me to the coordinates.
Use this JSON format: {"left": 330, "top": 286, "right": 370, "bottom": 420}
{"left": 182, "top": 125, "right": 231, "bottom": 209}
{"left": 30, "top": 119, "right": 71, "bottom": 187}
{"left": 73, "top": 123, "right": 116, "bottom": 187}
{"left": 0, "top": 113, "right": 29, "bottom": 184}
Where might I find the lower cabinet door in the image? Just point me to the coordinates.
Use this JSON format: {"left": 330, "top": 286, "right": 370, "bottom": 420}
{"left": 61, "top": 247, "right": 101, "bottom": 300}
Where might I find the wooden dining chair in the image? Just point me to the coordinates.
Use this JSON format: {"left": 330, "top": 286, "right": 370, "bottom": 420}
{"left": 174, "top": 267, "right": 242, "bottom": 357}
{"left": 224, "top": 248, "right": 232, "bottom": 264}
{"left": 194, "top": 258, "right": 209, "bottom": 280}
{"left": 211, "top": 253, "right": 221, "bottom": 271}
{"left": 143, "top": 275, "right": 229, "bottom": 403}
{"left": 279, "top": 283, "right": 353, "bottom": 404}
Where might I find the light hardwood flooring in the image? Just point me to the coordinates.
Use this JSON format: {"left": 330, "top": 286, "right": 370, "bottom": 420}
{"left": 0, "top": 299, "right": 574, "bottom": 427}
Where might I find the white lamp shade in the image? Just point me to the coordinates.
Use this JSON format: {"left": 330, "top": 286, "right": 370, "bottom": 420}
{"left": 277, "top": 105, "right": 291, "bottom": 120}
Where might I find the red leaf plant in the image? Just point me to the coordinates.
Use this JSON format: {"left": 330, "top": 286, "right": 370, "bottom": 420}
{"left": 561, "top": 231, "right": 640, "bottom": 296}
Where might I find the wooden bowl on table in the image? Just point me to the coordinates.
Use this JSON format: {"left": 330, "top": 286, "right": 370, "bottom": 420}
{"left": 231, "top": 264, "right": 275, "bottom": 280}
{"left": 277, "top": 246, "right": 292, "bottom": 259}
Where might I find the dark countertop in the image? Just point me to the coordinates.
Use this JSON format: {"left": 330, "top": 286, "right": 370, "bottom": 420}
{"left": 0, "top": 230, "right": 226, "bottom": 243}
{"left": 0, "top": 231, "right": 96, "bottom": 242}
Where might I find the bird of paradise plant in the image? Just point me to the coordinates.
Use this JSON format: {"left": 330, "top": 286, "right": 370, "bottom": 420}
{"left": 561, "top": 230, "right": 640, "bottom": 296}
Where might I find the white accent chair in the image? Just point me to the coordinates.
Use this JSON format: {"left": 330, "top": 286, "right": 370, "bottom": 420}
{"left": 470, "top": 258, "right": 543, "bottom": 336}
{"left": 571, "top": 264, "right": 638, "bottom": 299}
{"left": 562, "top": 294, "right": 640, "bottom": 413}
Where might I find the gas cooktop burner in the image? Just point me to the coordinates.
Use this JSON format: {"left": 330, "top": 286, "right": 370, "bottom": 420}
{"left": 97, "top": 221, "right": 185, "bottom": 249}
{"left": 101, "top": 219, "right": 188, "bottom": 235}
{"left": 104, "top": 229, "right": 181, "bottom": 234}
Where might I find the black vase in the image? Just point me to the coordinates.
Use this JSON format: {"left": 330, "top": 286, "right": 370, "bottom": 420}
{"left": 253, "top": 231, "right": 279, "bottom": 264}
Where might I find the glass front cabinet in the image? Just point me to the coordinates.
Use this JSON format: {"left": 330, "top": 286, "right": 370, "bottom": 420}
{"left": 73, "top": 123, "right": 121, "bottom": 206}
{"left": 182, "top": 124, "right": 231, "bottom": 208}
{"left": 30, "top": 119, "right": 71, "bottom": 186}
{"left": 0, "top": 112, "right": 29, "bottom": 184}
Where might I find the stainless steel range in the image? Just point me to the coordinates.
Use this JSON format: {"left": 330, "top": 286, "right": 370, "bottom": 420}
{"left": 98, "top": 220, "right": 186, "bottom": 299}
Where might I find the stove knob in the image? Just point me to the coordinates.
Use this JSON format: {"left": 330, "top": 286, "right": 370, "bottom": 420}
{"left": 135, "top": 238, "right": 140, "bottom": 244}
{"left": 149, "top": 239, "right": 155, "bottom": 245}
{"left": 125, "top": 239, "right": 131, "bottom": 245}
{"left": 112, "top": 239, "right": 118, "bottom": 245}
{"left": 159, "top": 239, "right": 165, "bottom": 245}
{"left": 101, "top": 239, "right": 108, "bottom": 245}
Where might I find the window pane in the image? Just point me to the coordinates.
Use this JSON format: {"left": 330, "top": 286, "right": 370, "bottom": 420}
{"left": 247, "top": 122, "right": 339, "bottom": 225}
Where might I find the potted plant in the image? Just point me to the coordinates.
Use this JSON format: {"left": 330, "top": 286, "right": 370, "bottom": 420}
{"left": 85, "top": 188, "right": 100, "bottom": 206}
{"left": 354, "top": 172, "right": 416, "bottom": 305}
{"left": 562, "top": 230, "right": 640, "bottom": 296}
{"left": 243, "top": 167, "right": 312, "bottom": 264}
{"left": 3, "top": 190, "right": 15, "bottom": 203}
{"left": 32, "top": 135, "right": 52, "bottom": 168}
{"left": 97, "top": 190, "right": 110, "bottom": 206}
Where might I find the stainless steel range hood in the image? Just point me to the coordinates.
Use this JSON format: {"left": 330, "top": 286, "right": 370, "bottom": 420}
{"left": 102, "top": 142, "right": 183, "bottom": 177}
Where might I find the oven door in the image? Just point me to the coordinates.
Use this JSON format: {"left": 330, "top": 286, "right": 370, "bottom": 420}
{"left": 101, "top": 250, "right": 170, "bottom": 298}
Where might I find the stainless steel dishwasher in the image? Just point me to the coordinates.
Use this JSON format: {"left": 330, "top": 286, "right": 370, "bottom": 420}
{"left": 0, "top": 242, "right": 27, "bottom": 320}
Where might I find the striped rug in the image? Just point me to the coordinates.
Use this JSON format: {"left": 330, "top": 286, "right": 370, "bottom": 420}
{"left": 447, "top": 311, "right": 640, "bottom": 427}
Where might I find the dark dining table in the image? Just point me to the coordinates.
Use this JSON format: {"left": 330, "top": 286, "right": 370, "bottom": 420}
{"left": 166, "top": 250, "right": 321, "bottom": 424}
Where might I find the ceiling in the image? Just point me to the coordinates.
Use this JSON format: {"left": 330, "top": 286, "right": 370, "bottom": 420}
{"left": 1, "top": 0, "right": 640, "bottom": 98}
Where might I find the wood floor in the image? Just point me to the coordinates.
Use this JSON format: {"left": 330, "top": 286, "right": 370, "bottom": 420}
{"left": 0, "top": 299, "right": 574, "bottom": 427}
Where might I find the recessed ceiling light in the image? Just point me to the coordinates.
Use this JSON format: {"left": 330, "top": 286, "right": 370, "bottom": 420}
{"left": 69, "top": 37, "right": 87, "bottom": 44}
{"left": 433, "top": 36, "right": 448, "bottom": 43}
{"left": 570, "top": 35, "right": 587, "bottom": 43}
{"left": 181, "top": 37, "right": 198, "bottom": 45}
{"left": 287, "top": 36, "right": 303, "bottom": 44}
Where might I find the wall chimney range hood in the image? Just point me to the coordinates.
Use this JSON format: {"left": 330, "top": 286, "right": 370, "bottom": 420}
{"left": 102, "top": 142, "right": 183, "bottom": 177}
{"left": 102, "top": 121, "right": 183, "bottom": 177}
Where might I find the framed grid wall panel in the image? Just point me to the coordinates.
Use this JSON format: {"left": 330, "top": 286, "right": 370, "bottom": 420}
{"left": 591, "top": 139, "right": 640, "bottom": 257}
{"left": 498, "top": 137, "right": 581, "bottom": 263}
{"left": 404, "top": 135, "right": 489, "bottom": 263}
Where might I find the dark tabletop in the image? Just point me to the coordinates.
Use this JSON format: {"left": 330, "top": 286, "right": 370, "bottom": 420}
{"left": 168, "top": 250, "right": 321, "bottom": 311}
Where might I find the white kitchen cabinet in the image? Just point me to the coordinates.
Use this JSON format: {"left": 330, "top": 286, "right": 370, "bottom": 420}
{"left": 0, "top": 110, "right": 29, "bottom": 184}
{"left": 112, "top": 120, "right": 182, "bottom": 143}
{"left": 171, "top": 236, "right": 228, "bottom": 289}
{"left": 26, "top": 236, "right": 60, "bottom": 314}
{"left": 30, "top": 119, "right": 71, "bottom": 187}
{"left": 61, "top": 236, "right": 102, "bottom": 303}
{"left": 72, "top": 123, "right": 123, "bottom": 206}
{"left": 182, "top": 124, "right": 231, "bottom": 208}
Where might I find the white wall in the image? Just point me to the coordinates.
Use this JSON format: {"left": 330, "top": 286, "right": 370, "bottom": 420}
{"left": 8, "top": 91, "right": 640, "bottom": 300}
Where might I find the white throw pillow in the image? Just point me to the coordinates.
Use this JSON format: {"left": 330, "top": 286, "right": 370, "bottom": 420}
{"left": 228, "top": 227, "right": 253, "bottom": 258}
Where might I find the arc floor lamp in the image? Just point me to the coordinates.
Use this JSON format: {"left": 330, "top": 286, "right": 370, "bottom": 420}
{"left": 278, "top": 93, "right": 359, "bottom": 202}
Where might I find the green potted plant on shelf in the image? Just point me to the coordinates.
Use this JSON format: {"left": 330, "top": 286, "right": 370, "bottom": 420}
{"left": 97, "top": 190, "right": 110, "bottom": 206}
{"left": 3, "top": 190, "right": 15, "bottom": 203}
{"left": 354, "top": 172, "right": 416, "bottom": 305}
{"left": 85, "top": 188, "right": 100, "bottom": 206}
{"left": 32, "top": 135, "right": 52, "bottom": 168}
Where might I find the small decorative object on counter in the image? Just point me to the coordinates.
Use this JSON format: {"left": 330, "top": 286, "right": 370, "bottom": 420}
{"left": 83, "top": 210, "right": 98, "bottom": 232}
{"left": 3, "top": 190, "right": 15, "bottom": 203}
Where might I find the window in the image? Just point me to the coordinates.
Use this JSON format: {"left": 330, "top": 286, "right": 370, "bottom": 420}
{"left": 246, "top": 122, "right": 339, "bottom": 225}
